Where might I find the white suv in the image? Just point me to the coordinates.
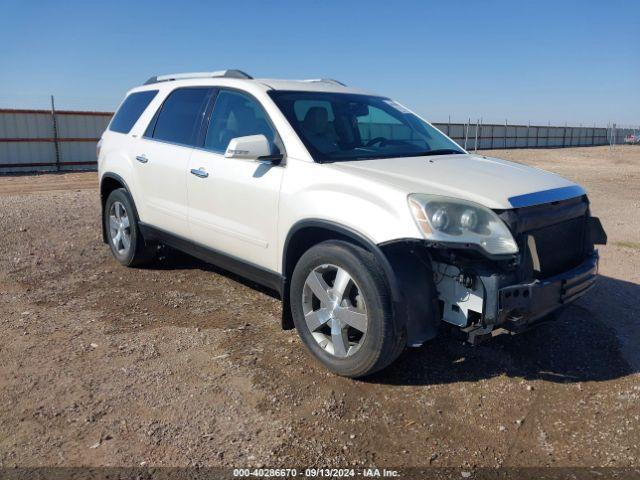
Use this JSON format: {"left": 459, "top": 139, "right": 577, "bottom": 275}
{"left": 98, "top": 70, "right": 607, "bottom": 377}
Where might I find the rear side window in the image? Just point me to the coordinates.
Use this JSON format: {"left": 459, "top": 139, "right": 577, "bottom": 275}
{"left": 109, "top": 90, "right": 158, "bottom": 134}
{"left": 147, "top": 88, "right": 211, "bottom": 146}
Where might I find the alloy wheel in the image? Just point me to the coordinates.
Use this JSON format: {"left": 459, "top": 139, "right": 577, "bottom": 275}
{"left": 302, "top": 264, "right": 368, "bottom": 358}
{"left": 108, "top": 201, "right": 131, "bottom": 256}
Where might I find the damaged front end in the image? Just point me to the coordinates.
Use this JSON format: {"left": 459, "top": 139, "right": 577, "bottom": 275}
{"left": 433, "top": 194, "right": 607, "bottom": 343}
{"left": 383, "top": 194, "right": 607, "bottom": 347}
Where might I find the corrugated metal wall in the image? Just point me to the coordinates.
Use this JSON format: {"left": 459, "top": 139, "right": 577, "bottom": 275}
{"left": 432, "top": 123, "right": 616, "bottom": 150}
{"left": 0, "top": 108, "right": 634, "bottom": 174}
{"left": 0, "top": 109, "right": 111, "bottom": 173}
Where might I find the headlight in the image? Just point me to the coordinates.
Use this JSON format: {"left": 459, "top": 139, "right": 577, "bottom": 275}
{"left": 408, "top": 194, "right": 518, "bottom": 255}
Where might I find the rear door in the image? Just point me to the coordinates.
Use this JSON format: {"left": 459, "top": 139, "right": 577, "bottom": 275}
{"left": 134, "top": 87, "right": 213, "bottom": 237}
{"left": 187, "top": 89, "right": 284, "bottom": 271}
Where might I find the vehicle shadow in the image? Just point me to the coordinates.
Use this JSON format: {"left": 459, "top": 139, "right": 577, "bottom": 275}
{"left": 143, "top": 248, "right": 638, "bottom": 385}
{"left": 148, "top": 245, "right": 281, "bottom": 298}
{"left": 366, "top": 275, "right": 639, "bottom": 386}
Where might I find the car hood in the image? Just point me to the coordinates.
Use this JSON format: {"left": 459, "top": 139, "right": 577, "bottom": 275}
{"left": 327, "top": 153, "right": 585, "bottom": 209}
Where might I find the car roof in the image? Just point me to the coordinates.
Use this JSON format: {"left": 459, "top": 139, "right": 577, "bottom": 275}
{"left": 130, "top": 70, "right": 373, "bottom": 96}
{"left": 255, "top": 78, "right": 370, "bottom": 94}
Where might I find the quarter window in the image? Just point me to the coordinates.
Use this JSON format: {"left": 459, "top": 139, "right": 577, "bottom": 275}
{"left": 109, "top": 90, "right": 158, "bottom": 134}
{"left": 147, "top": 88, "right": 211, "bottom": 146}
{"left": 205, "top": 90, "right": 279, "bottom": 155}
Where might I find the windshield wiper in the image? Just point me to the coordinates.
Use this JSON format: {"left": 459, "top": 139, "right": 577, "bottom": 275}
{"left": 416, "top": 149, "right": 464, "bottom": 157}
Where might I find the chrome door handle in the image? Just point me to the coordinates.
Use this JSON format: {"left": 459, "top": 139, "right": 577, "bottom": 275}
{"left": 190, "top": 168, "right": 208, "bottom": 178}
{"left": 136, "top": 155, "right": 148, "bottom": 164}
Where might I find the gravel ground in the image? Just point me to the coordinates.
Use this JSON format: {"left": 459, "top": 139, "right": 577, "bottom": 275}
{"left": 0, "top": 146, "right": 638, "bottom": 469}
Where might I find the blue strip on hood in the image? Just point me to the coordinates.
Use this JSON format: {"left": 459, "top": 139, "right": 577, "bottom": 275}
{"left": 508, "top": 185, "right": 586, "bottom": 208}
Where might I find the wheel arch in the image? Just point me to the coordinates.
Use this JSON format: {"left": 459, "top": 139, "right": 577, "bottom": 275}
{"left": 281, "top": 220, "right": 441, "bottom": 346}
{"left": 281, "top": 220, "right": 402, "bottom": 330}
{"left": 283, "top": 220, "right": 401, "bottom": 296}
{"left": 100, "top": 173, "right": 140, "bottom": 243}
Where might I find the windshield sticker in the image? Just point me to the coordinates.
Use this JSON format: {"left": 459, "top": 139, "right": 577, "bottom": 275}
{"left": 383, "top": 99, "right": 412, "bottom": 114}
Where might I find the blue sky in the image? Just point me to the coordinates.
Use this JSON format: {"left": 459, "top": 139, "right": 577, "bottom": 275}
{"left": 0, "top": 0, "right": 638, "bottom": 126}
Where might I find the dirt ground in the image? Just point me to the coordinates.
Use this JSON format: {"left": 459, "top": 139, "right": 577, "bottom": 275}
{"left": 0, "top": 146, "right": 638, "bottom": 470}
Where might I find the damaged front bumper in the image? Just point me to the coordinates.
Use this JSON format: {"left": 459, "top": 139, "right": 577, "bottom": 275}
{"left": 431, "top": 204, "right": 606, "bottom": 341}
{"left": 433, "top": 251, "right": 600, "bottom": 343}
{"left": 497, "top": 251, "right": 598, "bottom": 330}
{"left": 379, "top": 199, "right": 605, "bottom": 347}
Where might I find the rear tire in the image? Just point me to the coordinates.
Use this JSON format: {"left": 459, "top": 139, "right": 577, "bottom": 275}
{"left": 104, "top": 188, "right": 156, "bottom": 267}
{"left": 290, "top": 240, "right": 403, "bottom": 378}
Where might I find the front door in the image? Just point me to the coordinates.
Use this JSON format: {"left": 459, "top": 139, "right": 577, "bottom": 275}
{"left": 187, "top": 89, "right": 284, "bottom": 272}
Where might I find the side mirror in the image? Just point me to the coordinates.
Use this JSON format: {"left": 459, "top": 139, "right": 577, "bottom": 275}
{"left": 225, "top": 134, "right": 276, "bottom": 162}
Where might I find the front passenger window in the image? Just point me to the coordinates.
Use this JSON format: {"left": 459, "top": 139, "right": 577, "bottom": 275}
{"left": 205, "top": 90, "right": 280, "bottom": 155}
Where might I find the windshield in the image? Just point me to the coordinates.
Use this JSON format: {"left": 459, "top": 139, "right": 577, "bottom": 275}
{"left": 268, "top": 91, "right": 464, "bottom": 162}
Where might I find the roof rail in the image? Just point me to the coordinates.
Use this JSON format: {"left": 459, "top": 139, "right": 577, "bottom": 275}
{"left": 144, "top": 69, "right": 253, "bottom": 85}
{"left": 300, "top": 78, "right": 347, "bottom": 87}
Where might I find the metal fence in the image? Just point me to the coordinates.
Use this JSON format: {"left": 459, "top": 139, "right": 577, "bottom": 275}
{"left": 0, "top": 106, "right": 636, "bottom": 174}
{"left": 0, "top": 106, "right": 111, "bottom": 173}
{"left": 433, "top": 122, "right": 618, "bottom": 150}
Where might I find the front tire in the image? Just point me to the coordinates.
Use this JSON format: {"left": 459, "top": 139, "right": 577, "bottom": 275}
{"left": 104, "top": 188, "right": 156, "bottom": 267}
{"left": 290, "top": 240, "right": 403, "bottom": 378}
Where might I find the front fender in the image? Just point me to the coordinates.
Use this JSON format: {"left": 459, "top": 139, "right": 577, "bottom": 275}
{"left": 278, "top": 159, "right": 422, "bottom": 251}
{"left": 278, "top": 159, "right": 437, "bottom": 345}
{"left": 282, "top": 220, "right": 440, "bottom": 346}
